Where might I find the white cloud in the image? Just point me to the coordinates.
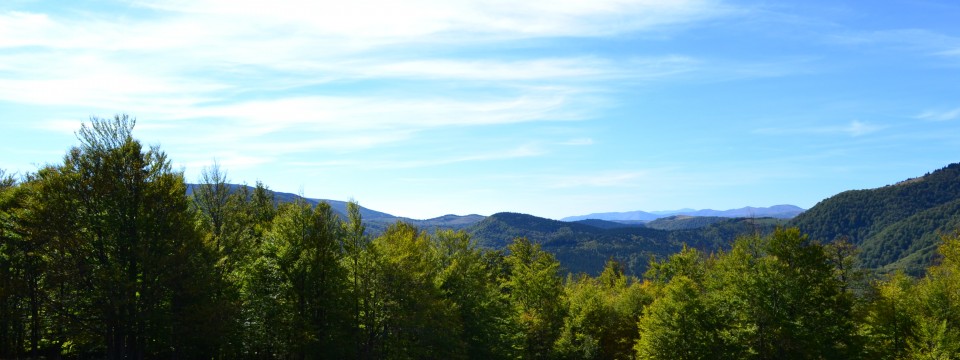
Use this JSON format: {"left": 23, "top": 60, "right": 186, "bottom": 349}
{"left": 0, "top": 1, "right": 718, "bottom": 127}
{"left": 0, "top": 0, "right": 734, "bottom": 179}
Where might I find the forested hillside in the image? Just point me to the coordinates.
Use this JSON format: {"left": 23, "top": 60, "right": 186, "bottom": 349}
{"left": 791, "top": 163, "right": 960, "bottom": 275}
{"left": 3, "top": 117, "right": 960, "bottom": 359}
{"left": 467, "top": 212, "right": 788, "bottom": 276}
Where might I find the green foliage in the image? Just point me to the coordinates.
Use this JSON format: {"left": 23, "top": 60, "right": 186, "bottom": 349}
{"left": 0, "top": 172, "right": 39, "bottom": 358}
{"left": 556, "top": 260, "right": 649, "bottom": 360}
{"left": 862, "top": 233, "right": 960, "bottom": 359}
{"left": 505, "top": 237, "right": 566, "bottom": 359}
{"left": 271, "top": 200, "right": 351, "bottom": 358}
{"left": 711, "top": 228, "right": 859, "bottom": 359}
{"left": 22, "top": 115, "right": 219, "bottom": 358}
{"left": 370, "top": 222, "right": 465, "bottom": 359}
{"left": 432, "top": 229, "right": 517, "bottom": 360}
{"left": 636, "top": 276, "right": 728, "bottom": 360}
{"left": 635, "top": 228, "right": 860, "bottom": 360}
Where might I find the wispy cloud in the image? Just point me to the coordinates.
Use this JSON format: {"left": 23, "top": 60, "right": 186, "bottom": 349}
{"left": 916, "top": 108, "right": 960, "bottom": 122}
{"left": 129, "top": 0, "right": 728, "bottom": 40}
{"left": 558, "top": 138, "right": 594, "bottom": 146}
{"left": 829, "top": 29, "right": 960, "bottom": 60}
{"left": 755, "top": 119, "right": 884, "bottom": 137}
{"left": 288, "top": 144, "right": 545, "bottom": 170}
{"left": 0, "top": 0, "right": 734, "bottom": 167}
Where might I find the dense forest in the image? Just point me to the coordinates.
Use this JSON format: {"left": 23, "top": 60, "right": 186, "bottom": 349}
{"left": 791, "top": 163, "right": 960, "bottom": 276}
{"left": 2, "top": 116, "right": 960, "bottom": 359}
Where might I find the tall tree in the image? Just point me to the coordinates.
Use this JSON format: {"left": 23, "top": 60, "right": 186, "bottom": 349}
{"left": 635, "top": 248, "right": 731, "bottom": 359}
{"left": 0, "top": 171, "right": 42, "bottom": 358}
{"left": 266, "top": 200, "right": 350, "bottom": 359}
{"left": 29, "top": 115, "right": 217, "bottom": 358}
{"left": 860, "top": 272, "right": 918, "bottom": 359}
{"left": 341, "top": 201, "right": 379, "bottom": 359}
{"left": 505, "top": 237, "right": 566, "bottom": 360}
{"left": 432, "top": 229, "right": 516, "bottom": 360}
{"left": 370, "top": 222, "right": 465, "bottom": 360}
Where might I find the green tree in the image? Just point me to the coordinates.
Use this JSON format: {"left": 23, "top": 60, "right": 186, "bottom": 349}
{"left": 635, "top": 248, "right": 733, "bottom": 359}
{"left": 267, "top": 199, "right": 351, "bottom": 359}
{"left": 860, "top": 272, "right": 916, "bottom": 359}
{"left": 636, "top": 275, "right": 728, "bottom": 360}
{"left": 505, "top": 237, "right": 566, "bottom": 359}
{"left": 370, "top": 222, "right": 465, "bottom": 360}
{"left": 192, "top": 164, "right": 259, "bottom": 357}
{"left": 904, "top": 233, "right": 960, "bottom": 358}
{"left": 556, "top": 260, "right": 649, "bottom": 360}
{"left": 433, "top": 229, "right": 516, "bottom": 360}
{"left": 0, "top": 171, "right": 45, "bottom": 358}
{"left": 28, "top": 116, "right": 218, "bottom": 358}
{"left": 709, "top": 228, "right": 859, "bottom": 359}
{"left": 339, "top": 201, "right": 391, "bottom": 360}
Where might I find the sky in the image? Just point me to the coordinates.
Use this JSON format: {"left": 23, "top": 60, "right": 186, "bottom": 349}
{"left": 1, "top": 0, "right": 959, "bottom": 220}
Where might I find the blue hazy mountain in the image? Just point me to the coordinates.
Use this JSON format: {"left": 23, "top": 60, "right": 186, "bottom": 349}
{"left": 562, "top": 205, "right": 804, "bottom": 222}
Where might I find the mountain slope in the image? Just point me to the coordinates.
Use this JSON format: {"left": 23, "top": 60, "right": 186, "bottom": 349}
{"left": 645, "top": 215, "right": 729, "bottom": 231}
{"left": 572, "top": 219, "right": 645, "bottom": 230}
{"left": 468, "top": 212, "right": 780, "bottom": 276}
{"left": 186, "top": 184, "right": 485, "bottom": 232}
{"left": 790, "top": 163, "right": 960, "bottom": 275}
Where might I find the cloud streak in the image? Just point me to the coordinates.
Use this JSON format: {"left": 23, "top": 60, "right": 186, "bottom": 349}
{"left": 754, "top": 120, "right": 885, "bottom": 137}
{"left": 0, "top": 0, "right": 733, "bottom": 167}
{"left": 917, "top": 108, "right": 960, "bottom": 122}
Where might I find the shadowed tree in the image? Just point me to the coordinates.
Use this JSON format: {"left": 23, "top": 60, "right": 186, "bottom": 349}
{"left": 264, "top": 199, "right": 350, "bottom": 359}
{"left": 370, "top": 222, "right": 465, "bottom": 360}
{"left": 28, "top": 115, "right": 218, "bottom": 358}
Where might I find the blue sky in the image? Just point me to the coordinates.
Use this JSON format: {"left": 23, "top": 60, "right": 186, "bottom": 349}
{"left": 1, "top": 0, "right": 959, "bottom": 219}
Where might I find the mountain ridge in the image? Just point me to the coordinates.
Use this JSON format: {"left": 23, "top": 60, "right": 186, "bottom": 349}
{"left": 790, "top": 163, "right": 960, "bottom": 275}
{"left": 185, "top": 184, "right": 486, "bottom": 231}
{"left": 185, "top": 161, "right": 960, "bottom": 276}
{"left": 562, "top": 204, "right": 805, "bottom": 222}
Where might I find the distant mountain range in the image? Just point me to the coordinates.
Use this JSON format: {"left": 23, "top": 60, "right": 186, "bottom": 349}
{"left": 562, "top": 205, "right": 805, "bottom": 222}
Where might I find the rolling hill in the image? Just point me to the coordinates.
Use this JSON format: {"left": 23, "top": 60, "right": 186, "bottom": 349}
{"left": 790, "top": 163, "right": 960, "bottom": 275}
{"left": 467, "top": 212, "right": 781, "bottom": 276}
